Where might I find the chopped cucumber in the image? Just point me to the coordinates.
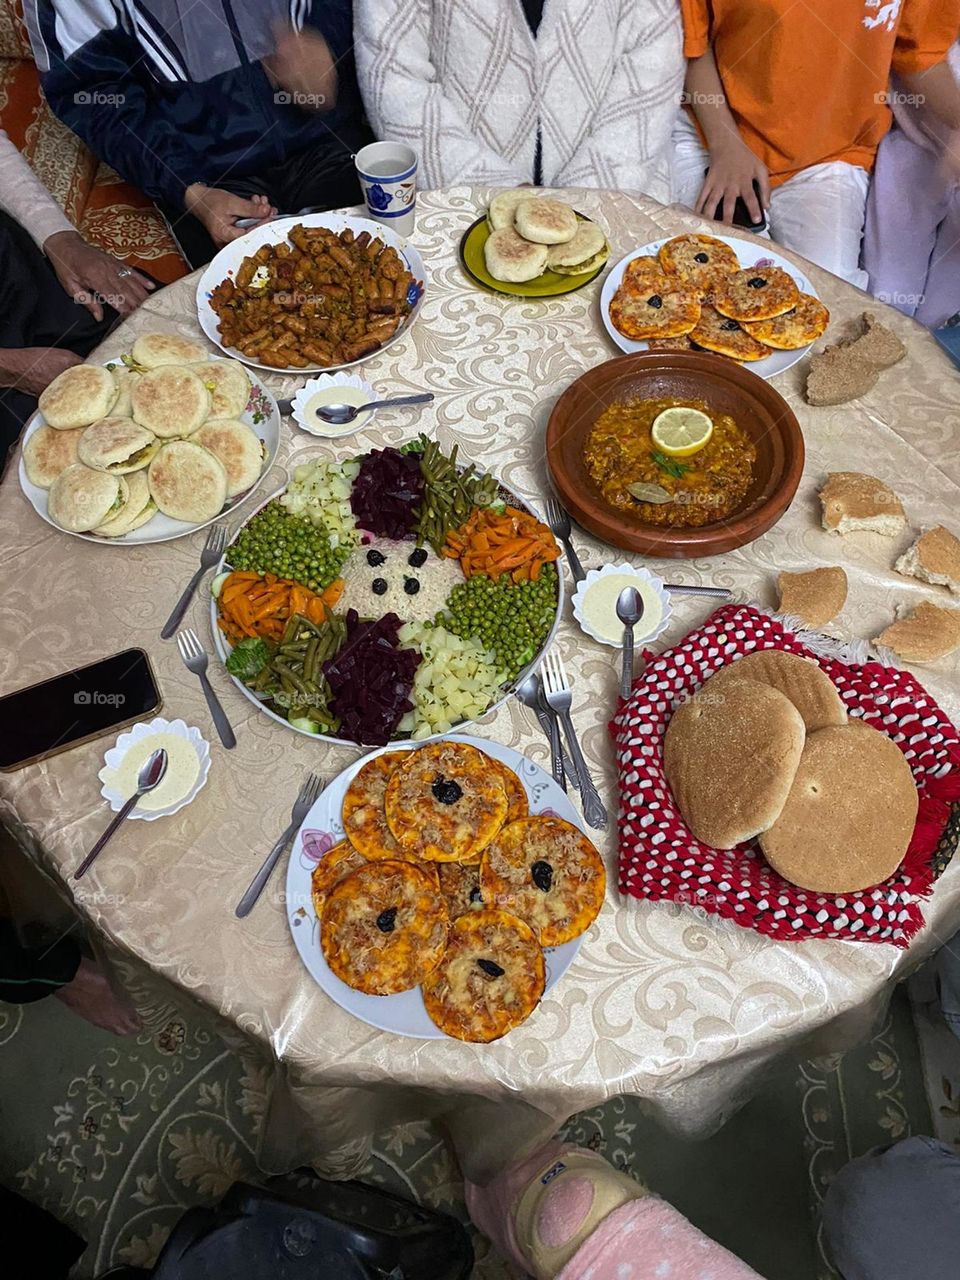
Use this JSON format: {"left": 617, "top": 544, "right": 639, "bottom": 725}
{"left": 210, "top": 571, "right": 231, "bottom": 598}
{"left": 289, "top": 716, "right": 321, "bottom": 735}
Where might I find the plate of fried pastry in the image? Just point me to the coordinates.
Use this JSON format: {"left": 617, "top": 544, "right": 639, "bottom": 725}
{"left": 601, "top": 234, "right": 829, "bottom": 380}
{"left": 285, "top": 736, "right": 606, "bottom": 1041}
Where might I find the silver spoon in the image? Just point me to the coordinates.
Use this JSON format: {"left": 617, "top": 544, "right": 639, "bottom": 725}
{"left": 74, "top": 748, "right": 167, "bottom": 880}
{"left": 516, "top": 674, "right": 576, "bottom": 790}
{"left": 616, "top": 586, "right": 644, "bottom": 701}
{"left": 314, "top": 392, "right": 434, "bottom": 425}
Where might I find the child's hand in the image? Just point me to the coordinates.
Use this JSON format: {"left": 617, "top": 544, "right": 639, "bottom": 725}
{"left": 696, "top": 138, "right": 771, "bottom": 225}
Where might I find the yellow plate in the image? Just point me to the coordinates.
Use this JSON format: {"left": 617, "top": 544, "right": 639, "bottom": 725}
{"left": 458, "top": 213, "right": 606, "bottom": 298}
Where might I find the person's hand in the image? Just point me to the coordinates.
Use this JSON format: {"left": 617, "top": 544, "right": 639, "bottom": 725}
{"left": 184, "top": 184, "right": 277, "bottom": 248}
{"left": 54, "top": 956, "right": 142, "bottom": 1036}
{"left": 696, "top": 138, "right": 770, "bottom": 225}
{"left": 44, "top": 229, "right": 154, "bottom": 320}
{"left": 0, "top": 346, "right": 84, "bottom": 396}
{"left": 264, "top": 24, "right": 337, "bottom": 109}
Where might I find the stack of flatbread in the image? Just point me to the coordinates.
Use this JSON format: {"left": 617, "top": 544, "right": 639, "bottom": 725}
{"left": 663, "top": 650, "right": 918, "bottom": 894}
{"left": 24, "top": 331, "right": 266, "bottom": 537}
{"left": 483, "top": 191, "right": 609, "bottom": 283}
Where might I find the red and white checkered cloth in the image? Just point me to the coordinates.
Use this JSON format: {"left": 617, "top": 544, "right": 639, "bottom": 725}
{"left": 610, "top": 604, "right": 960, "bottom": 947}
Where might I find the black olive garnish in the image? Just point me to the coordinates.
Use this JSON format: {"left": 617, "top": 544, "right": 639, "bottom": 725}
{"left": 647, "top": 295, "right": 663, "bottom": 309}
{"left": 432, "top": 775, "right": 463, "bottom": 805}
{"left": 371, "top": 578, "right": 388, "bottom": 595}
{"left": 721, "top": 319, "right": 741, "bottom": 331}
{"left": 376, "top": 907, "right": 397, "bottom": 933}
{"left": 367, "top": 549, "right": 386, "bottom": 566}
{"left": 531, "top": 860, "right": 553, "bottom": 892}
{"left": 403, "top": 577, "right": 421, "bottom": 595}
{"left": 477, "top": 959, "right": 505, "bottom": 979}
{"left": 694, "top": 252, "right": 709, "bottom": 263}
{"left": 469, "top": 887, "right": 483, "bottom": 905}
{"left": 747, "top": 276, "right": 767, "bottom": 289}
{"left": 408, "top": 548, "right": 428, "bottom": 568}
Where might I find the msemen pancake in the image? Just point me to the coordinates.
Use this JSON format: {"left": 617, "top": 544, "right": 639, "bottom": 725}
{"left": 193, "top": 419, "right": 262, "bottom": 497}
{"left": 132, "top": 365, "right": 211, "bottom": 438}
{"left": 191, "top": 359, "right": 250, "bottom": 419}
{"left": 514, "top": 198, "right": 578, "bottom": 244}
{"left": 92, "top": 470, "right": 155, "bottom": 537}
{"left": 760, "top": 721, "right": 918, "bottom": 893}
{"left": 78, "top": 416, "right": 159, "bottom": 473}
{"left": 22, "top": 425, "right": 83, "bottom": 488}
{"left": 487, "top": 188, "right": 537, "bottom": 231}
{"left": 47, "top": 464, "right": 124, "bottom": 532}
{"left": 545, "top": 222, "right": 607, "bottom": 273}
{"left": 39, "top": 364, "right": 118, "bottom": 429}
{"left": 484, "top": 228, "right": 548, "bottom": 283}
{"left": 132, "top": 332, "right": 208, "bottom": 368}
{"left": 148, "top": 439, "right": 227, "bottom": 522}
{"left": 664, "top": 680, "right": 804, "bottom": 849}
{"left": 705, "top": 649, "right": 847, "bottom": 733}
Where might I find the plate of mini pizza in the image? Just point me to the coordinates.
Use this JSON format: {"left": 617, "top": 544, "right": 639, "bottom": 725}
{"left": 600, "top": 233, "right": 829, "bottom": 380}
{"left": 284, "top": 735, "right": 607, "bottom": 1041}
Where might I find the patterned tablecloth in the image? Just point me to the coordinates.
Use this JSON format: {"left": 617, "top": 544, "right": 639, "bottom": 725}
{"left": 3, "top": 187, "right": 960, "bottom": 1178}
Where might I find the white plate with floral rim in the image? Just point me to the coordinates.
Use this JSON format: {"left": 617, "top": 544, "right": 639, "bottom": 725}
{"left": 283, "top": 734, "right": 591, "bottom": 1040}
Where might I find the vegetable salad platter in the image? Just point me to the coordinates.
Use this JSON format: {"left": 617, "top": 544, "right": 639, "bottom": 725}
{"left": 212, "top": 436, "right": 565, "bottom": 746}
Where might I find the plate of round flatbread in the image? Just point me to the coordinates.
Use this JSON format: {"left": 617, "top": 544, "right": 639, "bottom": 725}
{"left": 285, "top": 734, "right": 606, "bottom": 1040}
{"left": 600, "top": 233, "right": 827, "bottom": 380}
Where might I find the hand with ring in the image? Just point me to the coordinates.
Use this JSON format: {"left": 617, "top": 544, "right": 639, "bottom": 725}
{"left": 43, "top": 230, "right": 155, "bottom": 320}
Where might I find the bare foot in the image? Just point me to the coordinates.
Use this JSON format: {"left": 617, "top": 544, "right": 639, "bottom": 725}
{"left": 54, "top": 957, "right": 142, "bottom": 1034}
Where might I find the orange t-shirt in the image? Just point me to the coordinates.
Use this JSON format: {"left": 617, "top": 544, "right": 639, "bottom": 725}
{"left": 681, "top": 0, "right": 960, "bottom": 184}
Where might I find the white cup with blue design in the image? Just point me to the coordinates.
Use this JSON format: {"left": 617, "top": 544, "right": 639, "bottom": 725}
{"left": 355, "top": 141, "right": 418, "bottom": 238}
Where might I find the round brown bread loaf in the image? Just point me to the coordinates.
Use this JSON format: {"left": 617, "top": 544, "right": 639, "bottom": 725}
{"left": 704, "top": 649, "right": 847, "bottom": 733}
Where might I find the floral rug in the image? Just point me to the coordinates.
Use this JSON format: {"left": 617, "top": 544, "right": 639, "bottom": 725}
{"left": 0, "top": 976, "right": 938, "bottom": 1280}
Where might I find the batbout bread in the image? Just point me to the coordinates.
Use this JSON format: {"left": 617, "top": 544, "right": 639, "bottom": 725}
{"left": 514, "top": 198, "right": 578, "bottom": 245}
{"left": 487, "top": 188, "right": 537, "bottom": 231}
{"left": 91, "top": 470, "right": 154, "bottom": 538}
{"left": 131, "top": 365, "right": 211, "bottom": 438}
{"left": 875, "top": 601, "right": 960, "bottom": 663}
{"left": 192, "top": 419, "right": 263, "bottom": 497}
{"left": 484, "top": 228, "right": 548, "bottom": 282}
{"left": 777, "top": 567, "right": 848, "bottom": 628}
{"left": 38, "top": 364, "right": 119, "bottom": 429}
{"left": 190, "top": 359, "right": 250, "bottom": 419}
{"left": 704, "top": 649, "right": 847, "bottom": 733}
{"left": 819, "top": 472, "right": 906, "bottom": 536}
{"left": 47, "top": 464, "right": 125, "bottom": 533}
{"left": 545, "top": 222, "right": 607, "bottom": 271}
{"left": 148, "top": 440, "right": 227, "bottom": 522}
{"left": 132, "top": 332, "right": 208, "bottom": 368}
{"left": 22, "top": 425, "right": 83, "bottom": 488}
{"left": 895, "top": 526, "right": 960, "bottom": 596}
{"left": 110, "top": 366, "right": 140, "bottom": 416}
{"left": 663, "top": 680, "right": 805, "bottom": 849}
{"left": 77, "top": 416, "right": 159, "bottom": 473}
{"left": 759, "top": 720, "right": 918, "bottom": 893}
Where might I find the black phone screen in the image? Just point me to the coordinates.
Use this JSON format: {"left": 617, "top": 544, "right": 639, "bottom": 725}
{"left": 0, "top": 649, "right": 161, "bottom": 770}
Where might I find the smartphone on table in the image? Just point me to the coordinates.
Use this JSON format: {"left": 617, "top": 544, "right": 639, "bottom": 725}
{"left": 702, "top": 172, "right": 767, "bottom": 233}
{"left": 0, "top": 649, "right": 161, "bottom": 772}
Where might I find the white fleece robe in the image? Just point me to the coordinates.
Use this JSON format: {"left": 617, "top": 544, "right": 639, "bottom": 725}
{"left": 354, "top": 0, "right": 684, "bottom": 201}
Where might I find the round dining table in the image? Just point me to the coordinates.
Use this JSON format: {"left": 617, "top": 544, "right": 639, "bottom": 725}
{"left": 2, "top": 185, "right": 959, "bottom": 1182}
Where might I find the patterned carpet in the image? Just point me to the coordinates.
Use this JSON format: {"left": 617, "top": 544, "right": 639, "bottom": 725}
{"left": 0, "top": 974, "right": 945, "bottom": 1280}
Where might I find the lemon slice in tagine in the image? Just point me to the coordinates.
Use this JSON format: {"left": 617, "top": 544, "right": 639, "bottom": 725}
{"left": 651, "top": 406, "right": 714, "bottom": 457}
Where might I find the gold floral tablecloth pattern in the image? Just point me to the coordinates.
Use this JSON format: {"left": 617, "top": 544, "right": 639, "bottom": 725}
{"left": 2, "top": 187, "right": 959, "bottom": 1176}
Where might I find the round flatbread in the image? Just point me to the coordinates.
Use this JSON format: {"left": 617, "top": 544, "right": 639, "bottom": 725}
{"left": 713, "top": 266, "right": 800, "bottom": 322}
{"left": 342, "top": 750, "right": 412, "bottom": 861}
{"left": 22, "top": 425, "right": 83, "bottom": 488}
{"left": 705, "top": 649, "right": 847, "bottom": 733}
{"left": 320, "top": 861, "right": 449, "bottom": 995}
{"left": 663, "top": 680, "right": 805, "bottom": 849}
{"left": 514, "top": 198, "right": 578, "bottom": 245}
{"left": 192, "top": 419, "right": 263, "bottom": 497}
{"left": 91, "top": 470, "right": 155, "bottom": 538}
{"left": 109, "top": 366, "right": 140, "bottom": 417}
{"left": 77, "top": 416, "right": 159, "bottom": 473}
{"left": 192, "top": 359, "right": 250, "bottom": 419}
{"left": 760, "top": 720, "right": 918, "bottom": 893}
{"left": 689, "top": 305, "right": 772, "bottom": 361}
{"left": 132, "top": 332, "right": 209, "bottom": 368}
{"left": 132, "top": 365, "right": 211, "bottom": 438}
{"left": 311, "top": 840, "right": 367, "bottom": 920}
{"left": 546, "top": 222, "right": 607, "bottom": 270}
{"left": 422, "top": 909, "right": 545, "bottom": 1043}
{"left": 384, "top": 742, "right": 508, "bottom": 862}
{"left": 484, "top": 228, "right": 548, "bottom": 283}
{"left": 609, "top": 282, "right": 701, "bottom": 341}
{"left": 742, "top": 293, "right": 830, "bottom": 349}
{"left": 47, "top": 464, "right": 124, "bottom": 533}
{"left": 147, "top": 439, "right": 227, "bottom": 522}
{"left": 437, "top": 862, "right": 485, "bottom": 918}
{"left": 39, "top": 364, "right": 118, "bottom": 429}
{"left": 487, "top": 188, "right": 538, "bottom": 231}
{"left": 480, "top": 816, "right": 606, "bottom": 946}
{"left": 658, "top": 234, "right": 740, "bottom": 294}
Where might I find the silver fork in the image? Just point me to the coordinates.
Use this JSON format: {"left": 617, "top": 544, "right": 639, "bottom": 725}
{"left": 543, "top": 495, "right": 586, "bottom": 584}
{"left": 541, "top": 650, "right": 608, "bottom": 830}
{"left": 176, "top": 627, "right": 237, "bottom": 749}
{"left": 236, "top": 772, "right": 324, "bottom": 917}
{"left": 161, "top": 524, "right": 227, "bottom": 639}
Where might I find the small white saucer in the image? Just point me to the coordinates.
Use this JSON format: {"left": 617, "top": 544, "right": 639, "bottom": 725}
{"left": 291, "top": 372, "right": 376, "bottom": 437}
{"left": 571, "top": 564, "right": 672, "bottom": 649}
{"left": 99, "top": 717, "right": 211, "bottom": 821}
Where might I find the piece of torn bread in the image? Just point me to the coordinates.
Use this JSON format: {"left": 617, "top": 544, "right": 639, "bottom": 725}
{"left": 819, "top": 472, "right": 907, "bottom": 536}
{"left": 841, "top": 312, "right": 907, "bottom": 369}
{"left": 777, "top": 566, "right": 848, "bottom": 627}
{"left": 875, "top": 600, "right": 960, "bottom": 663}
{"left": 895, "top": 526, "right": 960, "bottom": 596}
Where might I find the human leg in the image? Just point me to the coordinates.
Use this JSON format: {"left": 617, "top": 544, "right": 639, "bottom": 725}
{"left": 671, "top": 110, "right": 711, "bottom": 209}
{"left": 270, "top": 130, "right": 370, "bottom": 214}
{"left": 768, "top": 162, "right": 870, "bottom": 288}
{"left": 915, "top": 190, "right": 960, "bottom": 328}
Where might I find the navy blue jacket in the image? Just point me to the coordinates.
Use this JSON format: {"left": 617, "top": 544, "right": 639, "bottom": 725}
{"left": 24, "top": 0, "right": 363, "bottom": 210}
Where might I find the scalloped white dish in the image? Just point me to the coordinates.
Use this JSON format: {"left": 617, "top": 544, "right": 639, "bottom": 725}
{"left": 571, "top": 564, "right": 672, "bottom": 648}
{"left": 99, "top": 718, "right": 211, "bottom": 820}
{"left": 291, "top": 372, "right": 376, "bottom": 437}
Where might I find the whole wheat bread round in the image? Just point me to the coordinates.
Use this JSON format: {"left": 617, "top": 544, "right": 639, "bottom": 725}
{"left": 704, "top": 649, "right": 847, "bottom": 733}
